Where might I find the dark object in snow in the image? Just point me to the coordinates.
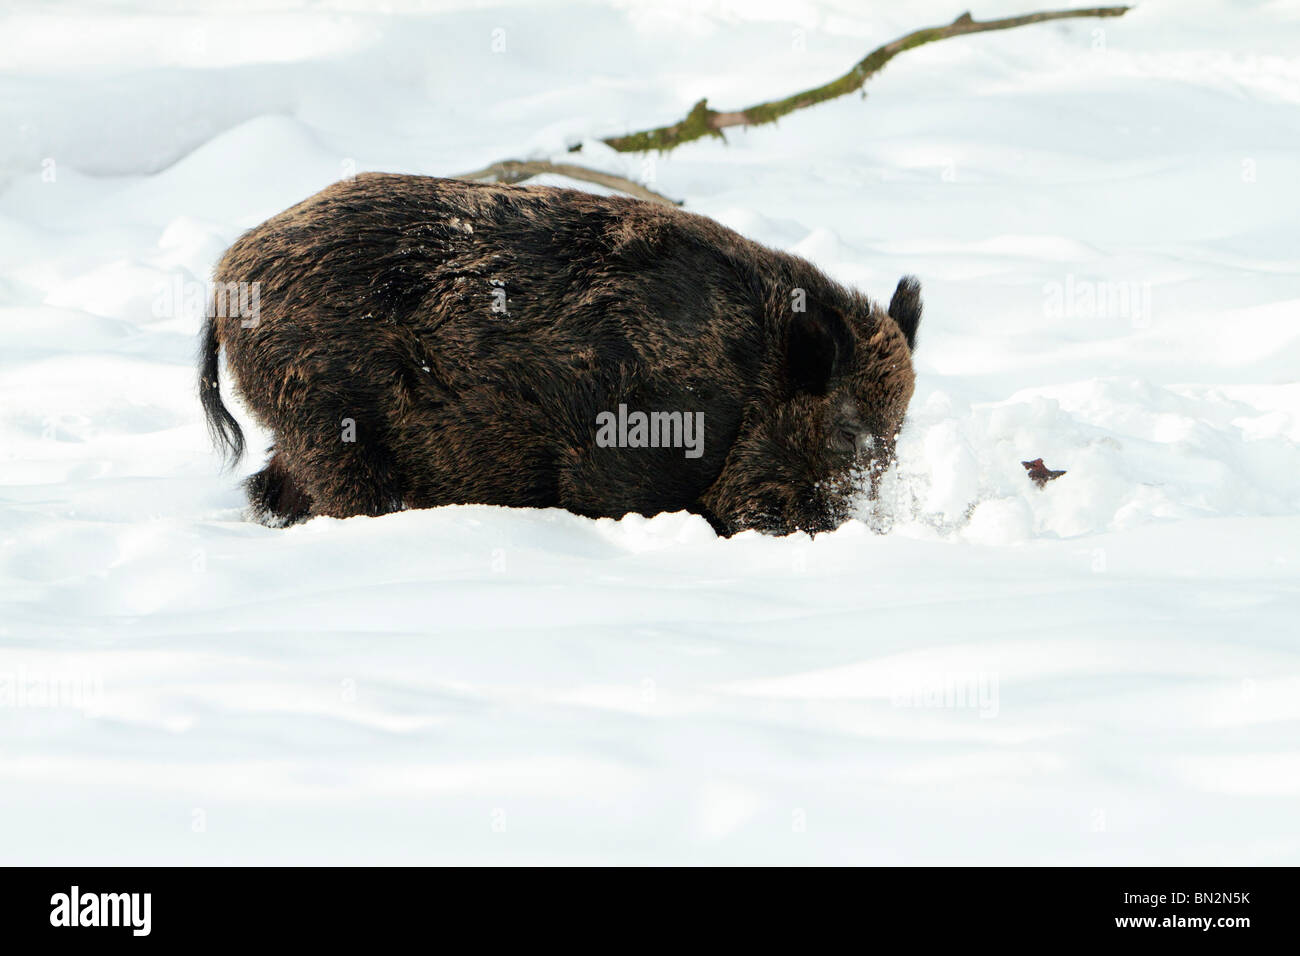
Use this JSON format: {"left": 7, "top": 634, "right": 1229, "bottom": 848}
{"left": 1022, "top": 458, "right": 1067, "bottom": 488}
{"left": 200, "top": 174, "right": 922, "bottom": 536}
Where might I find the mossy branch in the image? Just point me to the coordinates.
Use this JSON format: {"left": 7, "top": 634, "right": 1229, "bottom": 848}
{"left": 598, "top": 6, "right": 1131, "bottom": 153}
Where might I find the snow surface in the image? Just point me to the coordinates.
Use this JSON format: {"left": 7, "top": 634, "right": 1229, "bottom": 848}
{"left": 2, "top": 0, "right": 1298, "bottom": 864}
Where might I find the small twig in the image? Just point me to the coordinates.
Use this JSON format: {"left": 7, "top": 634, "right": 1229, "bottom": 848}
{"left": 454, "top": 159, "right": 682, "bottom": 206}
{"left": 1023, "top": 458, "right": 1067, "bottom": 487}
{"left": 597, "top": 6, "right": 1131, "bottom": 153}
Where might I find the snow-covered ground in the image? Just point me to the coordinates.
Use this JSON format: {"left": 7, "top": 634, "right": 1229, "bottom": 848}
{"left": 2, "top": 0, "right": 1298, "bottom": 864}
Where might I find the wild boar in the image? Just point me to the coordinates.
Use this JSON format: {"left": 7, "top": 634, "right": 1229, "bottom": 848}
{"left": 200, "top": 173, "right": 921, "bottom": 535}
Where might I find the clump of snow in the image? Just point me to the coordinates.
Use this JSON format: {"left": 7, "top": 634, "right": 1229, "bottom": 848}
{"left": 1, "top": 0, "right": 1298, "bottom": 864}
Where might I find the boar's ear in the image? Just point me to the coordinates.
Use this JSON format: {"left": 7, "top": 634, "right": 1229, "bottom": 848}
{"left": 888, "top": 275, "right": 922, "bottom": 351}
{"left": 786, "top": 305, "right": 854, "bottom": 395}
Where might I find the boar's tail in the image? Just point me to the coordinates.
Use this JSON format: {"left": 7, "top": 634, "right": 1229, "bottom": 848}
{"left": 199, "top": 315, "right": 245, "bottom": 465}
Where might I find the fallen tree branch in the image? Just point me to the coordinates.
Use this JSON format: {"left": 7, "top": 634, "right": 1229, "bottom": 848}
{"left": 454, "top": 159, "right": 682, "bottom": 206}
{"left": 598, "top": 6, "right": 1131, "bottom": 153}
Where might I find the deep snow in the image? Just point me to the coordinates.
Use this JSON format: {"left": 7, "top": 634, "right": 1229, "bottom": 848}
{"left": 1, "top": 0, "right": 1298, "bottom": 864}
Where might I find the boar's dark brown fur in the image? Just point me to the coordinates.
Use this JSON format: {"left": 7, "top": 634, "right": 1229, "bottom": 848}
{"left": 200, "top": 173, "right": 921, "bottom": 536}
